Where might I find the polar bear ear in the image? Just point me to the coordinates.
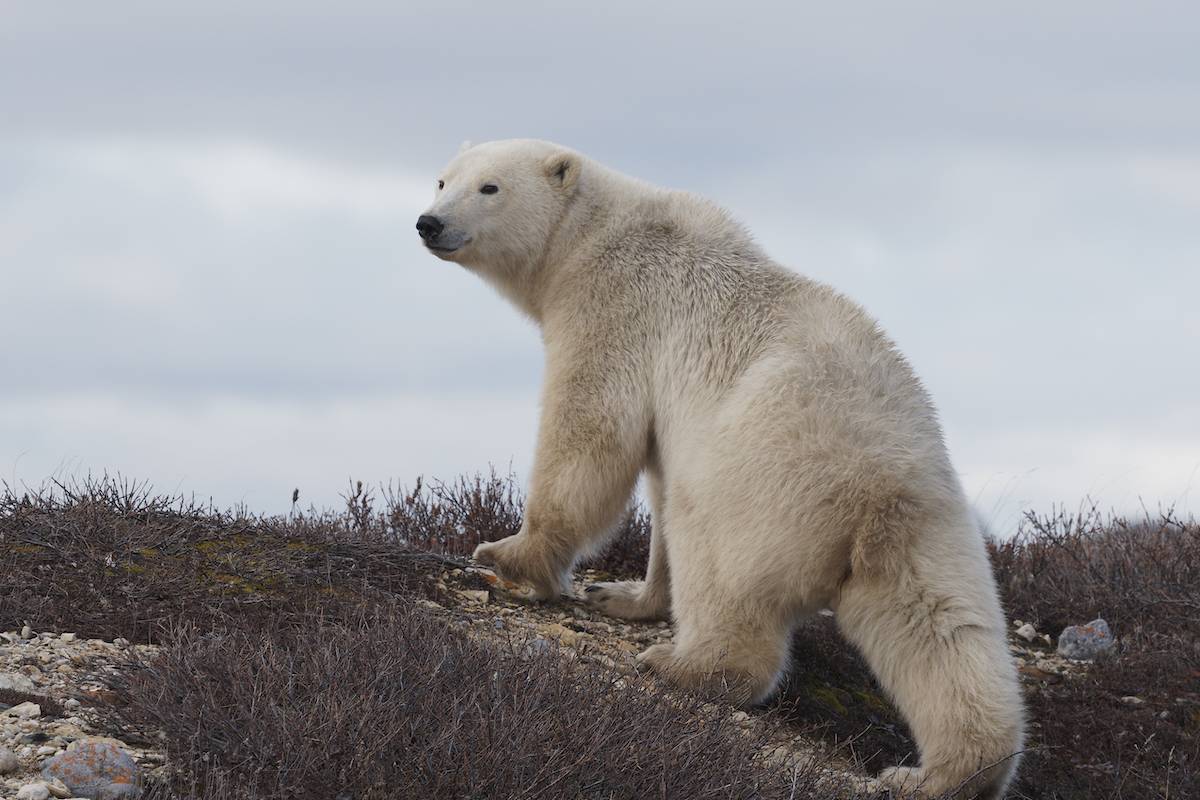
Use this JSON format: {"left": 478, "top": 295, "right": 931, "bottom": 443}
{"left": 543, "top": 152, "right": 579, "bottom": 191}
{"left": 458, "top": 140, "right": 474, "bottom": 155}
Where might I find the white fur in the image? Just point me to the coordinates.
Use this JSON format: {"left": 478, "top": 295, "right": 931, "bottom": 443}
{"left": 419, "top": 139, "right": 1025, "bottom": 798}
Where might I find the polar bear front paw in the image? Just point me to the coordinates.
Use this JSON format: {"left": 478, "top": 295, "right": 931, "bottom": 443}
{"left": 874, "top": 766, "right": 928, "bottom": 798}
{"left": 473, "top": 534, "right": 564, "bottom": 600}
{"left": 583, "top": 580, "right": 669, "bottom": 620}
{"left": 635, "top": 642, "right": 678, "bottom": 672}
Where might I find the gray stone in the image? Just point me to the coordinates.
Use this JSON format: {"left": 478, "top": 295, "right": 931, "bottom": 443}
{"left": 16, "top": 783, "right": 51, "bottom": 800}
{"left": 1057, "top": 618, "right": 1115, "bottom": 660}
{"left": 42, "top": 738, "right": 141, "bottom": 800}
{"left": 6, "top": 702, "right": 42, "bottom": 720}
{"left": 0, "top": 746, "right": 20, "bottom": 774}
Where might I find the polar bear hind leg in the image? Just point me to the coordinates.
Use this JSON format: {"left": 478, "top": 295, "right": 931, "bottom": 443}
{"left": 835, "top": 557, "right": 1024, "bottom": 799}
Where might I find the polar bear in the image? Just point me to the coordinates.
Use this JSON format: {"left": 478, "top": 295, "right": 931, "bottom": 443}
{"left": 416, "top": 139, "right": 1024, "bottom": 799}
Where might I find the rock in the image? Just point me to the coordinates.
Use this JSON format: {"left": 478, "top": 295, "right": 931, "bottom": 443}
{"left": 0, "top": 746, "right": 19, "bottom": 774}
{"left": 0, "top": 673, "right": 38, "bottom": 693}
{"left": 456, "top": 589, "right": 490, "bottom": 604}
{"left": 36, "top": 745, "right": 58, "bottom": 757}
{"left": 21, "top": 625, "right": 34, "bottom": 640}
{"left": 1120, "top": 695, "right": 1145, "bottom": 706}
{"left": 42, "top": 738, "right": 141, "bottom": 800}
{"left": 6, "top": 702, "right": 42, "bottom": 720}
{"left": 44, "top": 778, "right": 72, "bottom": 798}
{"left": 1015, "top": 623, "right": 1038, "bottom": 642}
{"left": 536, "top": 623, "right": 579, "bottom": 647}
{"left": 112, "top": 639, "right": 130, "bottom": 649}
{"left": 59, "top": 634, "right": 76, "bottom": 644}
{"left": 16, "top": 783, "right": 51, "bottom": 800}
{"left": 1057, "top": 618, "right": 1116, "bottom": 660}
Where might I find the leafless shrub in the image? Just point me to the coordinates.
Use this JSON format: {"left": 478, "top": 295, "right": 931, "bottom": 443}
{"left": 0, "top": 476, "right": 449, "bottom": 642}
{"left": 990, "top": 506, "right": 1200, "bottom": 799}
{"left": 104, "top": 602, "right": 819, "bottom": 800}
{"left": 0, "top": 688, "right": 65, "bottom": 718}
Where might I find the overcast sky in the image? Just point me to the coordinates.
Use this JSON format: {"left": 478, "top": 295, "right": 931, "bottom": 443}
{"left": 2, "top": 2, "right": 1197, "bottom": 531}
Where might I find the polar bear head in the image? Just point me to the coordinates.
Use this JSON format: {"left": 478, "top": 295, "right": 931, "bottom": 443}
{"left": 416, "top": 139, "right": 581, "bottom": 280}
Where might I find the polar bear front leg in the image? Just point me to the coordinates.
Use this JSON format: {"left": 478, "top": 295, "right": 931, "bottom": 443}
{"left": 584, "top": 525, "right": 670, "bottom": 619}
{"left": 474, "top": 350, "right": 648, "bottom": 600}
{"left": 584, "top": 468, "right": 671, "bottom": 619}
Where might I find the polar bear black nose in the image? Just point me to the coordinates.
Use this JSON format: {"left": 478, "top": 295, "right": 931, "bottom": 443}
{"left": 416, "top": 215, "right": 444, "bottom": 241}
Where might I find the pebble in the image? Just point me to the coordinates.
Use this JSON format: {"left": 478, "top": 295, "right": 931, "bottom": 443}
{"left": 457, "top": 589, "right": 490, "bottom": 605}
{"left": 1057, "top": 618, "right": 1116, "bottom": 660}
{"left": 59, "top": 634, "right": 76, "bottom": 644}
{"left": 536, "top": 623, "right": 579, "bottom": 647}
{"left": 21, "top": 625, "right": 34, "bottom": 640}
{"left": 45, "top": 778, "right": 73, "bottom": 798}
{"left": 16, "top": 783, "right": 50, "bottom": 800}
{"left": 1120, "top": 695, "right": 1145, "bottom": 706}
{"left": 112, "top": 638, "right": 130, "bottom": 649}
{"left": 0, "top": 747, "right": 19, "bottom": 774}
{"left": 43, "top": 738, "right": 141, "bottom": 800}
{"left": 1015, "top": 623, "right": 1038, "bottom": 642}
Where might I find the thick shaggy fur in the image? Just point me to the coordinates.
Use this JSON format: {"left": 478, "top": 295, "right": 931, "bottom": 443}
{"left": 418, "top": 139, "right": 1025, "bottom": 798}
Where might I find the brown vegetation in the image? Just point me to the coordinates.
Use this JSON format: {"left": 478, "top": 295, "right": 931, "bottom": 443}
{"left": 2, "top": 474, "right": 1196, "bottom": 799}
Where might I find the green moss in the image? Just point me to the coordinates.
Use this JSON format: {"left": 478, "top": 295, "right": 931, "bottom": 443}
{"left": 810, "top": 686, "right": 848, "bottom": 715}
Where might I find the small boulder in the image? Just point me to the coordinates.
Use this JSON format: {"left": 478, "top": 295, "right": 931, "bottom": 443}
{"left": 1014, "top": 623, "right": 1038, "bottom": 643}
{"left": 1057, "top": 618, "right": 1115, "bottom": 660}
{"left": 42, "top": 738, "right": 141, "bottom": 800}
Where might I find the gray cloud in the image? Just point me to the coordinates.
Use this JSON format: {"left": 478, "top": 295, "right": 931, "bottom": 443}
{"left": 2, "top": 2, "right": 1197, "bottom": 521}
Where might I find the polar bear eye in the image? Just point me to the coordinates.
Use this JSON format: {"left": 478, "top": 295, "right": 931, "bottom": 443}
{"left": 437, "top": 180, "right": 444, "bottom": 190}
{"left": 480, "top": 184, "right": 499, "bottom": 195}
